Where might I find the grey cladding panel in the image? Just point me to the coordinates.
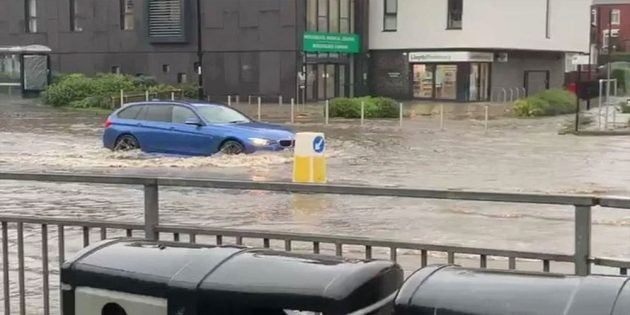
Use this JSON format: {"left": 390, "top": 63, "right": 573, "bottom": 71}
{"left": 260, "top": 0, "right": 280, "bottom": 11}
{"left": 280, "top": 0, "right": 296, "bottom": 26}
{"left": 239, "top": 0, "right": 260, "bottom": 28}
{"left": 259, "top": 52, "right": 280, "bottom": 95}
{"left": 204, "top": 5, "right": 224, "bottom": 29}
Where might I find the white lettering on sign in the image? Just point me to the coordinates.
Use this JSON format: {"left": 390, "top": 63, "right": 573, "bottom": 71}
{"left": 409, "top": 51, "right": 494, "bottom": 63}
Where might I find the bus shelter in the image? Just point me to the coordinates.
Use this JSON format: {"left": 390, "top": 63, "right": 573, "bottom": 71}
{"left": 0, "top": 44, "right": 51, "bottom": 96}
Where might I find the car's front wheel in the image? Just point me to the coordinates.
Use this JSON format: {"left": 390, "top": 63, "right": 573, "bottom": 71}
{"left": 114, "top": 135, "right": 140, "bottom": 151}
{"left": 219, "top": 140, "right": 244, "bottom": 155}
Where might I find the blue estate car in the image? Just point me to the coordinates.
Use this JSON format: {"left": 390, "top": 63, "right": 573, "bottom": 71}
{"left": 103, "top": 101, "right": 295, "bottom": 155}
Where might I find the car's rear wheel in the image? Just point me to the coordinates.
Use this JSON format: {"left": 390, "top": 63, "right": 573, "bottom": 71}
{"left": 114, "top": 135, "right": 140, "bottom": 151}
{"left": 220, "top": 140, "right": 244, "bottom": 155}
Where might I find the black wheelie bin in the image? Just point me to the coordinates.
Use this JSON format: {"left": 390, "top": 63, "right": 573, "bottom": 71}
{"left": 394, "top": 265, "right": 630, "bottom": 315}
{"left": 60, "top": 238, "right": 404, "bottom": 315}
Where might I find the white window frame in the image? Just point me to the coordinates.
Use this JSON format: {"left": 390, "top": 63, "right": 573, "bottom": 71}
{"left": 611, "top": 9, "right": 621, "bottom": 25}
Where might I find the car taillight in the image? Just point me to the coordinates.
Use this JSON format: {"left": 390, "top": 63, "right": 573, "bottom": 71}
{"left": 104, "top": 119, "right": 112, "bottom": 128}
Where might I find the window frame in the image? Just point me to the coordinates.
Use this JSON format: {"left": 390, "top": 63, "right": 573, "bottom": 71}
{"left": 69, "top": 0, "right": 82, "bottom": 32}
{"left": 383, "top": 0, "right": 398, "bottom": 32}
{"left": 25, "top": 0, "right": 38, "bottom": 33}
{"left": 120, "top": 0, "right": 135, "bottom": 31}
{"left": 611, "top": 9, "right": 621, "bottom": 25}
{"left": 447, "top": 0, "right": 463, "bottom": 30}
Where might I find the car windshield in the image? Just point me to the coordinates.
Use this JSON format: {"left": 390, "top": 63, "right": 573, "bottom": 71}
{"left": 195, "top": 105, "right": 251, "bottom": 124}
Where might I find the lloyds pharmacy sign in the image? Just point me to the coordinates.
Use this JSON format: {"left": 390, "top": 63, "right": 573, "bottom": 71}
{"left": 408, "top": 51, "right": 494, "bottom": 63}
{"left": 303, "top": 32, "right": 360, "bottom": 54}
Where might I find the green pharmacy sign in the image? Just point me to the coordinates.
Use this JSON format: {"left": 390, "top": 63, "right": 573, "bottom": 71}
{"left": 303, "top": 32, "right": 360, "bottom": 54}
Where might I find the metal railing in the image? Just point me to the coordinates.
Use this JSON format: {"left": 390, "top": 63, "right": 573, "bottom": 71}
{"left": 1, "top": 172, "right": 630, "bottom": 314}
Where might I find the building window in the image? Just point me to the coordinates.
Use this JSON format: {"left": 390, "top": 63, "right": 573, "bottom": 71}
{"left": 147, "top": 0, "right": 186, "bottom": 43}
{"left": 317, "top": 0, "right": 328, "bottom": 32}
{"left": 239, "top": 54, "right": 257, "bottom": 84}
{"left": 339, "top": 0, "right": 350, "bottom": 33}
{"left": 120, "top": 0, "right": 134, "bottom": 30}
{"left": 591, "top": 9, "right": 597, "bottom": 26}
{"left": 177, "top": 73, "right": 187, "bottom": 84}
{"left": 383, "top": 0, "right": 397, "bottom": 31}
{"left": 162, "top": 64, "right": 170, "bottom": 73}
{"left": 545, "top": 0, "right": 551, "bottom": 38}
{"left": 307, "top": 0, "right": 317, "bottom": 31}
{"left": 70, "top": 0, "right": 82, "bottom": 31}
{"left": 611, "top": 9, "right": 621, "bottom": 25}
{"left": 308, "top": 0, "right": 352, "bottom": 33}
{"left": 447, "top": 0, "right": 463, "bottom": 29}
{"left": 25, "top": 0, "right": 38, "bottom": 33}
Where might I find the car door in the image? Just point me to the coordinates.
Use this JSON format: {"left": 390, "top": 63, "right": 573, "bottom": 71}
{"left": 169, "top": 105, "right": 215, "bottom": 155}
{"left": 133, "top": 104, "right": 175, "bottom": 153}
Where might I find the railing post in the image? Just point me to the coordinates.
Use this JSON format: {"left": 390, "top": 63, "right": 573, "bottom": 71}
{"left": 575, "top": 205, "right": 592, "bottom": 276}
{"left": 144, "top": 182, "right": 159, "bottom": 240}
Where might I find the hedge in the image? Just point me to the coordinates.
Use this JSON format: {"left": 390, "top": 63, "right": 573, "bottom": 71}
{"left": 513, "top": 89, "right": 577, "bottom": 117}
{"left": 329, "top": 96, "right": 399, "bottom": 119}
{"left": 42, "top": 73, "right": 198, "bottom": 109}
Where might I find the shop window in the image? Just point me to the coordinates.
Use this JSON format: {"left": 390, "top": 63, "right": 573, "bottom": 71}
{"left": 447, "top": 0, "right": 463, "bottom": 30}
{"left": 412, "top": 64, "right": 461, "bottom": 101}
{"left": 384, "top": 0, "right": 397, "bottom": 31}
{"left": 25, "top": 0, "right": 38, "bottom": 33}
{"left": 413, "top": 64, "right": 434, "bottom": 98}
{"left": 120, "top": 0, "right": 135, "bottom": 30}
{"left": 435, "top": 65, "right": 457, "bottom": 100}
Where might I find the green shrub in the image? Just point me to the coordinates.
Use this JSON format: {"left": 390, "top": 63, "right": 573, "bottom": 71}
{"left": 329, "top": 96, "right": 399, "bottom": 119}
{"left": 42, "top": 72, "right": 182, "bottom": 108}
{"left": 179, "top": 83, "right": 199, "bottom": 99}
{"left": 513, "top": 89, "right": 577, "bottom": 117}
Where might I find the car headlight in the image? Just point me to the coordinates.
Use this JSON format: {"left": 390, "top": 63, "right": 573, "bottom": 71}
{"left": 249, "top": 138, "right": 273, "bottom": 146}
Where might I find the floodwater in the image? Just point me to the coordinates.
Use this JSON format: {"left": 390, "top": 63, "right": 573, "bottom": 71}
{"left": 1, "top": 96, "right": 630, "bottom": 313}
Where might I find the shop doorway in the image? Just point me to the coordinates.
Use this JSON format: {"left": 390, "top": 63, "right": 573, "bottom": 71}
{"left": 524, "top": 70, "right": 550, "bottom": 96}
{"left": 306, "top": 63, "right": 348, "bottom": 101}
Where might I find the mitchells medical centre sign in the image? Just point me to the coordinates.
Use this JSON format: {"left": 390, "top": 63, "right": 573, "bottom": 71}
{"left": 303, "top": 32, "right": 360, "bottom": 54}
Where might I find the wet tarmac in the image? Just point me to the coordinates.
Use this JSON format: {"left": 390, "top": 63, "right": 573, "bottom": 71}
{"left": 1, "top": 95, "right": 630, "bottom": 313}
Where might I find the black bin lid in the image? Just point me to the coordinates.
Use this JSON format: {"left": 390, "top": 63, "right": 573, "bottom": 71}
{"left": 61, "top": 239, "right": 404, "bottom": 314}
{"left": 394, "top": 265, "right": 630, "bottom": 315}
{"left": 199, "top": 249, "right": 403, "bottom": 314}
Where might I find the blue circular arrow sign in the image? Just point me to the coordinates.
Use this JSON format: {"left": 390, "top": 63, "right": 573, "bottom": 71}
{"left": 312, "top": 136, "right": 326, "bottom": 154}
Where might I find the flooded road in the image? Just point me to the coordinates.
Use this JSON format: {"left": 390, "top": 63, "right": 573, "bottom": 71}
{"left": 1, "top": 96, "right": 630, "bottom": 256}
{"left": 1, "top": 95, "right": 630, "bottom": 313}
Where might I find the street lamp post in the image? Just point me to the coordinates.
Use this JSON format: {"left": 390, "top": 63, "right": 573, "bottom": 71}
{"left": 196, "top": 0, "right": 204, "bottom": 100}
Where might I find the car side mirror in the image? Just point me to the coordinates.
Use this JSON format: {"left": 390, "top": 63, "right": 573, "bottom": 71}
{"left": 184, "top": 118, "right": 202, "bottom": 126}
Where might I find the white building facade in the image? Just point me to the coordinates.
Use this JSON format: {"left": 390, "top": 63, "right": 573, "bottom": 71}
{"left": 368, "top": 0, "right": 592, "bottom": 102}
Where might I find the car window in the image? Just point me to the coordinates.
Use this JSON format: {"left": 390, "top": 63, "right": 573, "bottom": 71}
{"left": 117, "top": 105, "right": 142, "bottom": 120}
{"left": 143, "top": 105, "right": 173, "bottom": 122}
{"left": 172, "top": 106, "right": 198, "bottom": 124}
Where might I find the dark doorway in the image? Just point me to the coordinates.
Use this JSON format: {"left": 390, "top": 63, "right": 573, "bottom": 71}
{"left": 306, "top": 63, "right": 348, "bottom": 101}
{"left": 524, "top": 70, "right": 550, "bottom": 96}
